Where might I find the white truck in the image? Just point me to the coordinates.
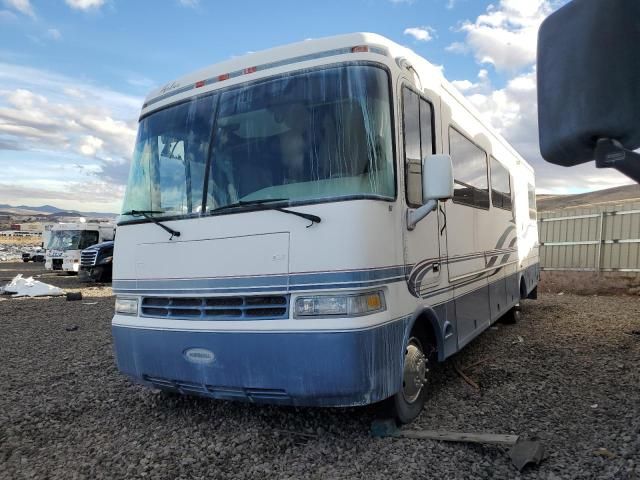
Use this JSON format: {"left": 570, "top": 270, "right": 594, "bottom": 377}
{"left": 45, "top": 221, "right": 115, "bottom": 274}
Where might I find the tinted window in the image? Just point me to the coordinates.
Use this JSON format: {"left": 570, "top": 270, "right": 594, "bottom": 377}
{"left": 122, "top": 94, "right": 216, "bottom": 217}
{"left": 122, "top": 65, "right": 395, "bottom": 220}
{"left": 490, "top": 156, "right": 512, "bottom": 211}
{"left": 403, "top": 89, "right": 435, "bottom": 207}
{"left": 528, "top": 183, "right": 537, "bottom": 220}
{"left": 403, "top": 88, "right": 421, "bottom": 206}
{"left": 207, "top": 65, "right": 395, "bottom": 208}
{"left": 449, "top": 128, "right": 489, "bottom": 208}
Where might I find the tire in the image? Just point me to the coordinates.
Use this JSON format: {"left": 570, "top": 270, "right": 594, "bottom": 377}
{"left": 500, "top": 306, "right": 521, "bottom": 324}
{"left": 22, "top": 259, "right": 29, "bottom": 263}
{"left": 527, "top": 285, "right": 538, "bottom": 300}
{"left": 385, "top": 330, "right": 436, "bottom": 425}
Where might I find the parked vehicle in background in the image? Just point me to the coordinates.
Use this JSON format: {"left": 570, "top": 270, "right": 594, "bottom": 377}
{"left": 112, "top": 33, "right": 539, "bottom": 424}
{"left": 79, "top": 240, "right": 114, "bottom": 282}
{"left": 45, "top": 221, "right": 115, "bottom": 274}
{"left": 21, "top": 247, "right": 45, "bottom": 263}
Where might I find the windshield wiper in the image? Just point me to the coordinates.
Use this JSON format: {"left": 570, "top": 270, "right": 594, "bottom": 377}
{"left": 211, "top": 199, "right": 321, "bottom": 227}
{"left": 122, "top": 210, "right": 181, "bottom": 240}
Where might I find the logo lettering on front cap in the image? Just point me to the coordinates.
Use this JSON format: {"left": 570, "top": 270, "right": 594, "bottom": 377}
{"left": 184, "top": 348, "right": 215, "bottom": 364}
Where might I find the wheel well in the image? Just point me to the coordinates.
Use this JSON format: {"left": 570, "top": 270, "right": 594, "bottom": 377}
{"left": 520, "top": 276, "right": 527, "bottom": 299}
{"left": 410, "top": 311, "right": 440, "bottom": 360}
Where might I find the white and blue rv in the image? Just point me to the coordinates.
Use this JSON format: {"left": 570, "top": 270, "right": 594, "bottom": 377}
{"left": 112, "top": 33, "right": 539, "bottom": 423}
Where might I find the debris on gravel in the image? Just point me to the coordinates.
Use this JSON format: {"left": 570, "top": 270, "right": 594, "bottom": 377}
{"left": 0, "top": 262, "right": 638, "bottom": 479}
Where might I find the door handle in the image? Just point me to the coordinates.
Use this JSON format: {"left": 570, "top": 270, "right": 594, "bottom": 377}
{"left": 433, "top": 262, "right": 440, "bottom": 273}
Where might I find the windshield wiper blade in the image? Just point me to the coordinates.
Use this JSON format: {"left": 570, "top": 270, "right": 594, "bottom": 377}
{"left": 211, "top": 198, "right": 289, "bottom": 213}
{"left": 211, "top": 199, "right": 321, "bottom": 227}
{"left": 122, "top": 210, "right": 181, "bottom": 240}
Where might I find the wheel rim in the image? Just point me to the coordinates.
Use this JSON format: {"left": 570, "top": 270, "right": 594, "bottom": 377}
{"left": 402, "top": 337, "right": 428, "bottom": 404}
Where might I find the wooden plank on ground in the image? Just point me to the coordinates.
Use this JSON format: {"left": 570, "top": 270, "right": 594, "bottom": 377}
{"left": 398, "top": 430, "right": 520, "bottom": 446}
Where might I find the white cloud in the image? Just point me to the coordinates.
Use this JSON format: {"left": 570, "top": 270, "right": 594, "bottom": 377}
{"left": 2, "top": 0, "right": 34, "bottom": 17}
{"left": 403, "top": 26, "right": 435, "bottom": 42}
{"left": 0, "top": 62, "right": 142, "bottom": 187}
{"left": 452, "top": 0, "right": 553, "bottom": 71}
{"left": 64, "top": 0, "right": 105, "bottom": 11}
{"left": 46, "top": 28, "right": 62, "bottom": 40}
{"left": 79, "top": 135, "right": 104, "bottom": 156}
{"left": 178, "top": 0, "right": 199, "bottom": 7}
{"left": 453, "top": 67, "right": 631, "bottom": 193}
{"left": 445, "top": 41, "right": 468, "bottom": 54}
{"left": 452, "top": 69, "right": 490, "bottom": 95}
{"left": 443, "top": 0, "right": 631, "bottom": 193}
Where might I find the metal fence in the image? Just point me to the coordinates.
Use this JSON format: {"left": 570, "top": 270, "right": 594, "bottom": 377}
{"left": 538, "top": 202, "right": 640, "bottom": 272}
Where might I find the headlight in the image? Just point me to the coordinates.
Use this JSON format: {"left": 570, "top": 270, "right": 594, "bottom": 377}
{"left": 295, "top": 291, "right": 385, "bottom": 318}
{"left": 115, "top": 297, "right": 138, "bottom": 316}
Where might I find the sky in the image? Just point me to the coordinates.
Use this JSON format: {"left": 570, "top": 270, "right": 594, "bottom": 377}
{"left": 0, "top": 0, "right": 634, "bottom": 213}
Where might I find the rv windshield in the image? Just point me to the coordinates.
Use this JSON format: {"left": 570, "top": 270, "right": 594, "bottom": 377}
{"left": 121, "top": 64, "right": 394, "bottom": 219}
{"left": 48, "top": 230, "right": 99, "bottom": 251}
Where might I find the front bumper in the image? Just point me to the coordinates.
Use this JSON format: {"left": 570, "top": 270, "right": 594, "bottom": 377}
{"left": 112, "top": 317, "right": 410, "bottom": 407}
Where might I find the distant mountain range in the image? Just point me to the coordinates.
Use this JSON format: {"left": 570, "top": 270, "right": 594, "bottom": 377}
{"left": 1, "top": 184, "right": 638, "bottom": 218}
{"left": 537, "top": 184, "right": 640, "bottom": 212}
{"left": 0, "top": 204, "right": 118, "bottom": 218}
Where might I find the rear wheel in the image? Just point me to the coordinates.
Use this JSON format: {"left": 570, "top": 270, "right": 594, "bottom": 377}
{"left": 386, "top": 332, "right": 435, "bottom": 424}
{"left": 500, "top": 305, "right": 521, "bottom": 324}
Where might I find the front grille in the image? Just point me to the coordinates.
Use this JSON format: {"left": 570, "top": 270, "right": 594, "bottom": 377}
{"left": 141, "top": 295, "right": 289, "bottom": 320}
{"left": 81, "top": 249, "right": 98, "bottom": 267}
{"left": 52, "top": 259, "right": 63, "bottom": 270}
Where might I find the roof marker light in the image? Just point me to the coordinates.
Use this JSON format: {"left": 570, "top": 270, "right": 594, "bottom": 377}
{"left": 218, "top": 73, "right": 230, "bottom": 81}
{"left": 352, "top": 46, "right": 369, "bottom": 53}
{"left": 195, "top": 80, "right": 206, "bottom": 88}
{"left": 243, "top": 66, "right": 257, "bottom": 74}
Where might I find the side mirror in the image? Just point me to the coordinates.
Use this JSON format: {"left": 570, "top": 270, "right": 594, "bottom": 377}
{"left": 407, "top": 154, "right": 454, "bottom": 230}
{"left": 423, "top": 154, "right": 454, "bottom": 201}
{"left": 537, "top": 0, "right": 640, "bottom": 182}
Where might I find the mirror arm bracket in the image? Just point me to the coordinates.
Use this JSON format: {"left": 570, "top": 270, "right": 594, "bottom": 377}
{"left": 595, "top": 138, "right": 640, "bottom": 182}
{"left": 407, "top": 199, "right": 438, "bottom": 231}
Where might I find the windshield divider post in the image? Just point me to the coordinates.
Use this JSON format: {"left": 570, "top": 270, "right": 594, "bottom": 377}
{"left": 201, "top": 95, "right": 221, "bottom": 215}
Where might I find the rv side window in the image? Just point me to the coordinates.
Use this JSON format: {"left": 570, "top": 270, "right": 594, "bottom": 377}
{"left": 449, "top": 127, "right": 489, "bottom": 209}
{"left": 403, "top": 88, "right": 421, "bottom": 206}
{"left": 490, "top": 156, "right": 512, "bottom": 211}
{"left": 528, "top": 183, "right": 537, "bottom": 220}
{"left": 402, "top": 88, "right": 435, "bottom": 207}
{"left": 420, "top": 99, "right": 435, "bottom": 162}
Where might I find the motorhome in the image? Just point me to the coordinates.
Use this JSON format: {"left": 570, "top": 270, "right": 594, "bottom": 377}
{"left": 112, "top": 33, "right": 539, "bottom": 423}
{"left": 45, "top": 221, "right": 115, "bottom": 274}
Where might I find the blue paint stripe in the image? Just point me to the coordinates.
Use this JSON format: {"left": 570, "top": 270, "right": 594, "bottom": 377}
{"left": 114, "top": 277, "right": 407, "bottom": 296}
{"left": 113, "top": 266, "right": 407, "bottom": 293}
{"left": 112, "top": 253, "right": 523, "bottom": 296}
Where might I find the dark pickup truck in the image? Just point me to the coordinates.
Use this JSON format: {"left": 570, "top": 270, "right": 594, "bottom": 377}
{"left": 22, "top": 248, "right": 45, "bottom": 263}
{"left": 78, "top": 240, "right": 114, "bottom": 282}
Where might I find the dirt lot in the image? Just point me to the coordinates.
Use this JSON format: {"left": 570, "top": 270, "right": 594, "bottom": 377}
{"left": 1, "top": 262, "right": 639, "bottom": 479}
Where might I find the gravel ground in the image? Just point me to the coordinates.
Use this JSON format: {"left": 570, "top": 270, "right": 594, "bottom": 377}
{"left": 1, "top": 262, "right": 639, "bottom": 479}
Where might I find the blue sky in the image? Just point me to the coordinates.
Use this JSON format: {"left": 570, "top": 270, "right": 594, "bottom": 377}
{"left": 0, "top": 0, "right": 633, "bottom": 212}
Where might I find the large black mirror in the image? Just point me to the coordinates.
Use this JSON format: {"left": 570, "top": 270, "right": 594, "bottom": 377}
{"left": 537, "top": 0, "right": 640, "bottom": 182}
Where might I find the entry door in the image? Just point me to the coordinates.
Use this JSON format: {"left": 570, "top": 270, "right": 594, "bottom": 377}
{"left": 401, "top": 87, "right": 442, "bottom": 298}
{"left": 444, "top": 127, "right": 492, "bottom": 347}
